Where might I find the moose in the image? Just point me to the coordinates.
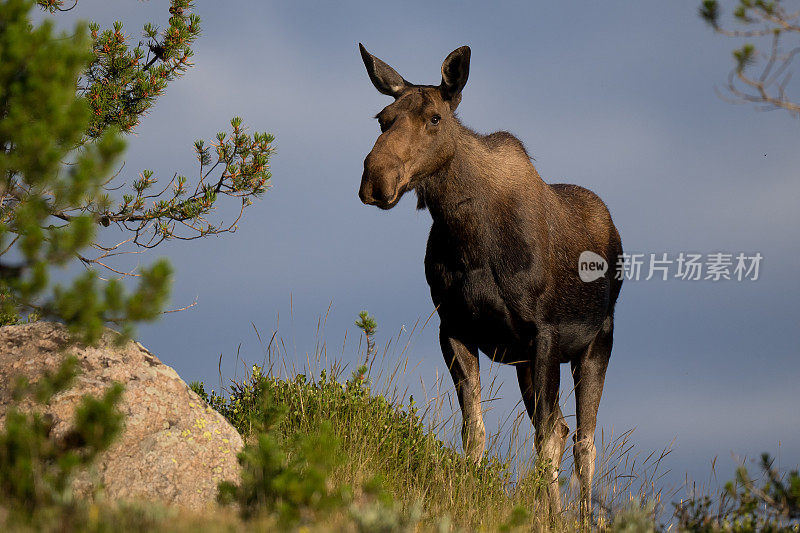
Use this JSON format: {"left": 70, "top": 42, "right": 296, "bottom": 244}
{"left": 358, "top": 44, "right": 623, "bottom": 520}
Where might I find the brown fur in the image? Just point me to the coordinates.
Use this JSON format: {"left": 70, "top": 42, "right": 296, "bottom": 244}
{"left": 358, "top": 44, "right": 623, "bottom": 522}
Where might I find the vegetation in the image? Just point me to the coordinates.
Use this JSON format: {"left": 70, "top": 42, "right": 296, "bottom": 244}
{"left": 700, "top": 0, "right": 800, "bottom": 117}
{"left": 0, "top": 0, "right": 270, "bottom": 530}
{"left": 0, "top": 312, "right": 797, "bottom": 531}
{"left": 0, "top": 0, "right": 274, "bottom": 340}
{"left": 191, "top": 365, "right": 523, "bottom": 530}
{"left": 183, "top": 333, "right": 800, "bottom": 532}
{"left": 674, "top": 454, "right": 799, "bottom": 532}
{"left": 185, "top": 313, "right": 662, "bottom": 531}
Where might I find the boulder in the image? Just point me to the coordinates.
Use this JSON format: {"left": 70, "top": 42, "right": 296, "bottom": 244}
{"left": 0, "top": 322, "right": 243, "bottom": 510}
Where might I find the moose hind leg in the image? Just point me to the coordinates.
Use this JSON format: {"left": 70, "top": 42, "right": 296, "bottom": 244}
{"left": 571, "top": 319, "right": 613, "bottom": 523}
{"left": 440, "top": 329, "right": 485, "bottom": 462}
{"left": 517, "top": 331, "right": 570, "bottom": 517}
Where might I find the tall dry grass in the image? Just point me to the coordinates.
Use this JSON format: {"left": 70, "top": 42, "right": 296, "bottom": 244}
{"left": 201, "top": 308, "right": 672, "bottom": 530}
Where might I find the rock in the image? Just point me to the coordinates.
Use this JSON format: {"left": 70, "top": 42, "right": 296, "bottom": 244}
{"left": 0, "top": 322, "right": 243, "bottom": 510}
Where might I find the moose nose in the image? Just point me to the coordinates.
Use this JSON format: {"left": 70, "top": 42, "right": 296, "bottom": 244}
{"left": 359, "top": 169, "right": 397, "bottom": 206}
{"left": 360, "top": 151, "right": 402, "bottom": 207}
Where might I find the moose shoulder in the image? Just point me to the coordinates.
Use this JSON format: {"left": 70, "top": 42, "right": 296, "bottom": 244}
{"left": 358, "top": 43, "right": 623, "bottom": 521}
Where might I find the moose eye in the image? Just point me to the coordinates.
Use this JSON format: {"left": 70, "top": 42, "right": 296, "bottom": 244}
{"left": 430, "top": 115, "right": 441, "bottom": 125}
{"left": 379, "top": 120, "right": 391, "bottom": 133}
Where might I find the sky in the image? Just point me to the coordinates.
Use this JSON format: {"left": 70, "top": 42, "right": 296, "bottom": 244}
{"left": 41, "top": 0, "right": 800, "bottom": 505}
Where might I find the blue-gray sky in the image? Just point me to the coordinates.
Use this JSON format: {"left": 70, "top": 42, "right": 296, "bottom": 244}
{"left": 45, "top": 1, "right": 800, "bottom": 500}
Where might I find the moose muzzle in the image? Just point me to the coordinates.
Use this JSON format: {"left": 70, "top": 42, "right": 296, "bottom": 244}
{"left": 359, "top": 151, "right": 405, "bottom": 209}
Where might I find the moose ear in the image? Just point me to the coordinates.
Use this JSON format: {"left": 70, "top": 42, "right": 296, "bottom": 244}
{"left": 359, "top": 43, "right": 408, "bottom": 98}
{"left": 440, "top": 46, "right": 470, "bottom": 110}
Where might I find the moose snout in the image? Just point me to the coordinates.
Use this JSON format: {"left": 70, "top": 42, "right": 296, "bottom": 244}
{"left": 359, "top": 153, "right": 403, "bottom": 208}
{"left": 359, "top": 171, "right": 397, "bottom": 206}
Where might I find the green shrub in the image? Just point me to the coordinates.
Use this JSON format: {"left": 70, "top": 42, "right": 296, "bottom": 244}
{"left": 611, "top": 498, "right": 658, "bottom": 533}
{"left": 674, "top": 454, "right": 800, "bottom": 532}
{"left": 1, "top": 0, "right": 274, "bottom": 341}
{"left": 216, "top": 386, "right": 349, "bottom": 526}
{"left": 192, "top": 359, "right": 540, "bottom": 530}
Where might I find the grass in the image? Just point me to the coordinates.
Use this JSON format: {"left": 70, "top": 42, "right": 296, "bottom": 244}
{"left": 180, "top": 312, "right": 670, "bottom": 531}
{"left": 193, "top": 363, "right": 542, "bottom": 530}
{"left": 9, "top": 311, "right": 796, "bottom": 531}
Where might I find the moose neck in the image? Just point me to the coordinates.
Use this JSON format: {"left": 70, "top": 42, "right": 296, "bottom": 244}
{"left": 419, "top": 122, "right": 547, "bottom": 226}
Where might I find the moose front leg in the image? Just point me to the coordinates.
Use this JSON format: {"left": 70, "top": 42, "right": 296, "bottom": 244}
{"left": 440, "top": 329, "right": 485, "bottom": 463}
{"left": 517, "top": 330, "right": 569, "bottom": 518}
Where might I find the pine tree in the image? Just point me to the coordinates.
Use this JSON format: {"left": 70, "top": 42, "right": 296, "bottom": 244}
{"left": 0, "top": 0, "right": 274, "bottom": 342}
{"left": 700, "top": 0, "right": 800, "bottom": 117}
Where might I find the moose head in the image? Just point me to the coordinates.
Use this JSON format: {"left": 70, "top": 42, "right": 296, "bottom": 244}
{"left": 358, "top": 44, "right": 471, "bottom": 209}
